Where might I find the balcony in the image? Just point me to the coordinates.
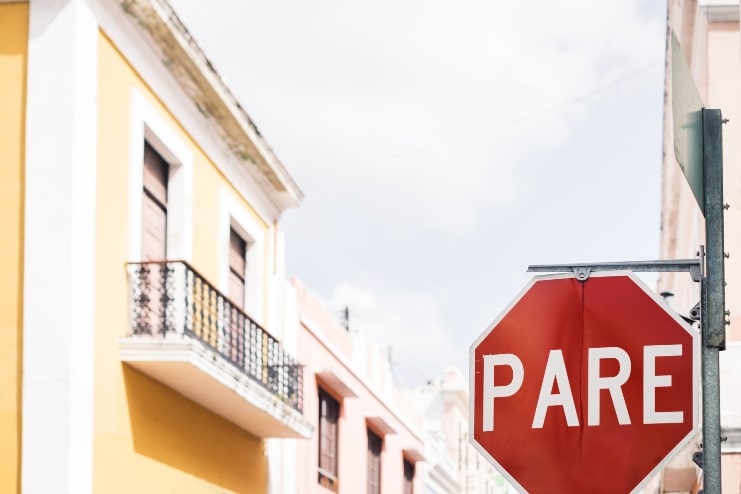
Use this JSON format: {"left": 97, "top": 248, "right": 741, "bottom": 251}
{"left": 120, "top": 260, "right": 313, "bottom": 439}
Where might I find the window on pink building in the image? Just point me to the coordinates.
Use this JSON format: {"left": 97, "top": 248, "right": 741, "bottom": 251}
{"left": 367, "top": 429, "right": 382, "bottom": 494}
{"left": 318, "top": 389, "right": 339, "bottom": 490}
{"left": 403, "top": 458, "right": 414, "bottom": 494}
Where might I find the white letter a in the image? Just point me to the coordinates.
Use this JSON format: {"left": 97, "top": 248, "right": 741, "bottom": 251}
{"left": 532, "top": 350, "right": 578, "bottom": 428}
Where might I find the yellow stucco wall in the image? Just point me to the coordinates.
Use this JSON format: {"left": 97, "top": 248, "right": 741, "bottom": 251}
{"left": 94, "top": 32, "right": 269, "bottom": 493}
{"left": 0, "top": 4, "right": 27, "bottom": 493}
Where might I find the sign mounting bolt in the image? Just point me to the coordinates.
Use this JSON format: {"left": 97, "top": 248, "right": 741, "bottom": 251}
{"left": 574, "top": 267, "right": 591, "bottom": 281}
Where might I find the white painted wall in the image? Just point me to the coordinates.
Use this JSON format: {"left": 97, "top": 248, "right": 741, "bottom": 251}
{"left": 22, "top": 0, "right": 98, "bottom": 492}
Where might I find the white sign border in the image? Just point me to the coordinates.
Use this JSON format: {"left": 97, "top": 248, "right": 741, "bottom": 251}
{"left": 469, "top": 270, "right": 700, "bottom": 494}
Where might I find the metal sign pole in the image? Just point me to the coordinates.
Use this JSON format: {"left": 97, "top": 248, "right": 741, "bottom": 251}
{"left": 701, "top": 108, "right": 725, "bottom": 494}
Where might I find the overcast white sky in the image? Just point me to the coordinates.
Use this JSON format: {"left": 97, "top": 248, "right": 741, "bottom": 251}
{"left": 169, "top": 0, "right": 668, "bottom": 386}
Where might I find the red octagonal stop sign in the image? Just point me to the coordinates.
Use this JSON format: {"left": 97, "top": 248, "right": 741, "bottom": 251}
{"left": 470, "top": 272, "right": 698, "bottom": 494}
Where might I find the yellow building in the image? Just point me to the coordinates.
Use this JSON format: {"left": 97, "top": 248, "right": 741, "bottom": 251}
{"left": 0, "top": 0, "right": 311, "bottom": 492}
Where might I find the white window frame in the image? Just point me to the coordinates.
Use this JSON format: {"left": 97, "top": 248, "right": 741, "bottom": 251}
{"left": 219, "top": 186, "right": 266, "bottom": 323}
{"left": 127, "top": 88, "right": 193, "bottom": 262}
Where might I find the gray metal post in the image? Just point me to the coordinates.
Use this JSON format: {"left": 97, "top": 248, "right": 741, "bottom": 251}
{"left": 703, "top": 108, "right": 726, "bottom": 349}
{"left": 702, "top": 108, "right": 725, "bottom": 494}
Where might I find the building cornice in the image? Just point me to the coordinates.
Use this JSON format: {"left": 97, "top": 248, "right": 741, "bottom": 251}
{"left": 299, "top": 312, "right": 427, "bottom": 445}
{"left": 701, "top": 2, "right": 740, "bottom": 22}
{"left": 428, "top": 462, "right": 462, "bottom": 493}
{"left": 118, "top": 0, "right": 303, "bottom": 210}
{"left": 722, "top": 427, "right": 741, "bottom": 453}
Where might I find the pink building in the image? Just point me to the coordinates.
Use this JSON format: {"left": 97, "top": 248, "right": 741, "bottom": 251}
{"left": 658, "top": 1, "right": 741, "bottom": 492}
{"left": 405, "top": 368, "right": 509, "bottom": 494}
{"left": 285, "top": 278, "right": 428, "bottom": 494}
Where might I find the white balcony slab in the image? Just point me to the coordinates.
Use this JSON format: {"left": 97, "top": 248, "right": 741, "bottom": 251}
{"left": 120, "top": 334, "right": 313, "bottom": 439}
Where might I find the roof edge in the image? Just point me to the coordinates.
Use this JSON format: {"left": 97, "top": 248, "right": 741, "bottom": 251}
{"left": 119, "top": 0, "right": 304, "bottom": 210}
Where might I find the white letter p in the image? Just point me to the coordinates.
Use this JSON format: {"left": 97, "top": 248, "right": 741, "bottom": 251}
{"left": 483, "top": 354, "right": 524, "bottom": 432}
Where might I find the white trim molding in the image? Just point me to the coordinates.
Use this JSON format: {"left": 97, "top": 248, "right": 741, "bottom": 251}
{"left": 22, "top": 0, "right": 98, "bottom": 492}
{"left": 218, "top": 186, "right": 267, "bottom": 323}
{"left": 86, "top": 0, "right": 302, "bottom": 221}
{"left": 127, "top": 87, "right": 193, "bottom": 262}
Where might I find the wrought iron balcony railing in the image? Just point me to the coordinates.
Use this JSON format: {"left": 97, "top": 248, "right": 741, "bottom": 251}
{"left": 126, "top": 260, "right": 303, "bottom": 412}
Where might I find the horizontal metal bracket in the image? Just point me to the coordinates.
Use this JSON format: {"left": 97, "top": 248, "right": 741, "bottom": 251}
{"left": 527, "top": 259, "right": 702, "bottom": 282}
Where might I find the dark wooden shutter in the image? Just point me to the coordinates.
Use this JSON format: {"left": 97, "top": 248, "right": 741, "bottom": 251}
{"left": 228, "top": 227, "right": 247, "bottom": 309}
{"left": 318, "top": 389, "right": 339, "bottom": 489}
{"left": 224, "top": 228, "right": 248, "bottom": 367}
{"left": 141, "top": 142, "right": 169, "bottom": 334}
{"left": 142, "top": 141, "right": 168, "bottom": 260}
{"left": 367, "top": 429, "right": 382, "bottom": 494}
{"left": 403, "top": 459, "right": 414, "bottom": 494}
